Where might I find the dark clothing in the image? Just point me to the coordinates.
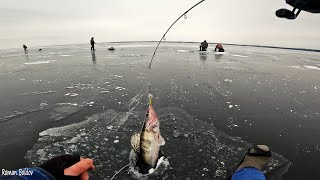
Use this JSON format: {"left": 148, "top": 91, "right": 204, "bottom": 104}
{"left": 215, "top": 44, "right": 224, "bottom": 52}
{"left": 199, "top": 46, "right": 207, "bottom": 51}
{"left": 23, "top": 45, "right": 27, "bottom": 51}
{"left": 200, "top": 41, "right": 208, "bottom": 51}
{"left": 218, "top": 48, "right": 225, "bottom": 52}
{"left": 201, "top": 42, "right": 208, "bottom": 48}
{"left": 90, "top": 39, "right": 95, "bottom": 51}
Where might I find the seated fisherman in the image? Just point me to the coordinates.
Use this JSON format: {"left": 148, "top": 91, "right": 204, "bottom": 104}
{"left": 214, "top": 43, "right": 225, "bottom": 52}
{"left": 199, "top": 40, "right": 208, "bottom": 51}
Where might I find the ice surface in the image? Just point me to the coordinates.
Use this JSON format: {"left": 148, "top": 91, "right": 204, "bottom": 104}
{"left": 120, "top": 54, "right": 145, "bottom": 57}
{"left": 215, "top": 52, "right": 226, "bottom": 55}
{"left": 303, "top": 65, "right": 320, "bottom": 71}
{"left": 176, "top": 50, "right": 193, "bottom": 53}
{"left": 20, "top": 91, "right": 56, "bottom": 96}
{"left": 64, "top": 93, "right": 79, "bottom": 97}
{"left": 26, "top": 106, "right": 289, "bottom": 179}
{"left": 2, "top": 42, "right": 318, "bottom": 179}
{"left": 24, "top": 60, "right": 57, "bottom": 65}
{"left": 0, "top": 106, "right": 44, "bottom": 123}
{"left": 230, "top": 54, "right": 248, "bottom": 58}
{"left": 57, "top": 103, "right": 78, "bottom": 106}
{"left": 49, "top": 103, "right": 82, "bottom": 121}
{"left": 224, "top": 79, "right": 233, "bottom": 83}
{"left": 115, "top": 87, "right": 126, "bottom": 91}
{"left": 289, "top": 65, "right": 320, "bottom": 70}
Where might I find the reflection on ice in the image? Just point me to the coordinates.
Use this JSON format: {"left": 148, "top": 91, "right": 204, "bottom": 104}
{"left": 176, "top": 50, "right": 193, "bottom": 53}
{"left": 289, "top": 65, "right": 320, "bottom": 71}
{"left": 20, "top": 91, "right": 56, "bottom": 96}
{"left": 64, "top": 93, "right": 79, "bottom": 97}
{"left": 24, "top": 60, "right": 57, "bottom": 65}
{"left": 120, "top": 54, "right": 145, "bottom": 57}
{"left": 229, "top": 54, "right": 248, "bottom": 58}
{"left": 115, "top": 87, "right": 126, "bottom": 91}
{"left": 303, "top": 65, "right": 320, "bottom": 70}
{"left": 57, "top": 103, "right": 78, "bottom": 106}
{"left": 0, "top": 106, "right": 45, "bottom": 123}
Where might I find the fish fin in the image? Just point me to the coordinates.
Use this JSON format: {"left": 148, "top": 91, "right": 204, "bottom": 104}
{"left": 158, "top": 134, "right": 165, "bottom": 146}
{"left": 131, "top": 133, "right": 141, "bottom": 154}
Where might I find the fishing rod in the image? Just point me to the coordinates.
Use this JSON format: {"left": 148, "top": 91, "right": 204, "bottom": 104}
{"left": 148, "top": 0, "right": 206, "bottom": 68}
{"left": 111, "top": 1, "right": 207, "bottom": 177}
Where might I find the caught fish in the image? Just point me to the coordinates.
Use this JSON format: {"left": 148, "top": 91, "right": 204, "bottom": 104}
{"left": 131, "top": 99, "right": 165, "bottom": 169}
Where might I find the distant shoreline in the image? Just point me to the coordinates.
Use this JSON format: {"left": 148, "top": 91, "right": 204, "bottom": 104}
{"left": 111, "top": 41, "right": 320, "bottom": 53}
{"left": 1, "top": 41, "right": 319, "bottom": 53}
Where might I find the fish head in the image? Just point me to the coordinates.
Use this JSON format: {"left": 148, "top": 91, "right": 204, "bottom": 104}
{"left": 145, "top": 105, "right": 165, "bottom": 146}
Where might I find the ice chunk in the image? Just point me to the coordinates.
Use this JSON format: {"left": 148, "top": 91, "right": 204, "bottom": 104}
{"left": 115, "top": 87, "right": 126, "bottom": 91}
{"left": 65, "top": 93, "right": 79, "bottom": 97}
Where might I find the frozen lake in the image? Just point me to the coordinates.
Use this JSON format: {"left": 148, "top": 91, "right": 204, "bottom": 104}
{"left": 0, "top": 42, "right": 320, "bottom": 179}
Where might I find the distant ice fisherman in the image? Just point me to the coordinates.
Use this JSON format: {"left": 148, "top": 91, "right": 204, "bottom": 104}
{"left": 215, "top": 43, "right": 225, "bottom": 52}
{"left": 23, "top": 44, "right": 27, "bottom": 51}
{"left": 199, "top": 40, "right": 208, "bottom": 51}
{"left": 90, "top": 37, "right": 95, "bottom": 51}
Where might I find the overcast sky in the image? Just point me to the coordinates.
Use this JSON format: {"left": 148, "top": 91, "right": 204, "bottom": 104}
{"left": 0, "top": 0, "right": 319, "bottom": 49}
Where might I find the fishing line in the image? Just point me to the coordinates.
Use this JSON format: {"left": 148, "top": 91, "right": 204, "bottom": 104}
{"left": 111, "top": 86, "right": 153, "bottom": 179}
{"left": 110, "top": 164, "right": 129, "bottom": 180}
{"left": 139, "top": 84, "right": 152, "bottom": 133}
{"left": 148, "top": 0, "right": 206, "bottom": 68}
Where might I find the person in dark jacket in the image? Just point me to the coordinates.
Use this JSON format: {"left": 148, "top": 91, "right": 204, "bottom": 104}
{"left": 90, "top": 37, "right": 95, "bottom": 51}
{"left": 23, "top": 45, "right": 27, "bottom": 51}
{"left": 199, "top": 40, "right": 208, "bottom": 51}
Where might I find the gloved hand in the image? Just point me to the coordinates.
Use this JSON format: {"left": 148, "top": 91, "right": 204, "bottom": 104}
{"left": 39, "top": 154, "right": 95, "bottom": 180}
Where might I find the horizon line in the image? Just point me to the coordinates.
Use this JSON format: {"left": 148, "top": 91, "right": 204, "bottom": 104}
{"left": 1, "top": 41, "right": 319, "bottom": 53}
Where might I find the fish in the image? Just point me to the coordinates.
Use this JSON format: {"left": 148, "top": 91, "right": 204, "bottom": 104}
{"left": 131, "top": 104, "right": 165, "bottom": 168}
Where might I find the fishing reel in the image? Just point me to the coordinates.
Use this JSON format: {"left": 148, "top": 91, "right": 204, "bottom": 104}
{"left": 276, "top": 8, "right": 300, "bottom": 19}
{"left": 276, "top": 0, "right": 320, "bottom": 19}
